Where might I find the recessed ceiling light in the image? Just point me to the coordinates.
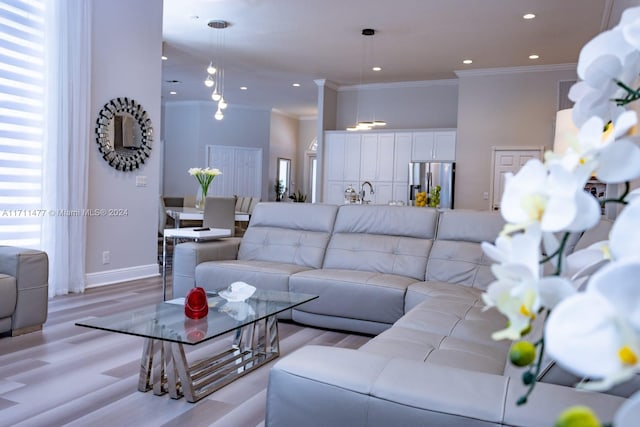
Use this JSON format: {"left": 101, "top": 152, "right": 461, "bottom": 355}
{"left": 372, "top": 66, "right": 382, "bottom": 71}
{"left": 523, "top": 13, "right": 536, "bottom": 20}
{"left": 240, "top": 86, "right": 248, "bottom": 90}
{"left": 463, "top": 59, "right": 473, "bottom": 64}
{"left": 292, "top": 83, "right": 301, "bottom": 87}
{"left": 529, "top": 54, "right": 540, "bottom": 59}
{"left": 161, "top": 55, "right": 168, "bottom": 61}
{"left": 170, "top": 91, "right": 177, "bottom": 95}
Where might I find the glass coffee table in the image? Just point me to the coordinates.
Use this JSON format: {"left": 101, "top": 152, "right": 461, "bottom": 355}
{"left": 75, "top": 289, "right": 317, "bottom": 403}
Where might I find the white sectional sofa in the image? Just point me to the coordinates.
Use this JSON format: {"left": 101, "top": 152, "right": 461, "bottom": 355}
{"left": 172, "top": 202, "right": 626, "bottom": 426}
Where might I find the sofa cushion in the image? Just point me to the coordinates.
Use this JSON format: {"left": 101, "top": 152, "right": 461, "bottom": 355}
{"left": 237, "top": 203, "right": 338, "bottom": 269}
{"left": 322, "top": 205, "right": 437, "bottom": 281}
{"left": 405, "top": 281, "right": 485, "bottom": 312}
{"left": 290, "top": 268, "right": 418, "bottom": 325}
{"left": 0, "top": 273, "right": 16, "bottom": 318}
{"left": 425, "top": 209, "right": 504, "bottom": 289}
{"left": 195, "top": 260, "right": 311, "bottom": 293}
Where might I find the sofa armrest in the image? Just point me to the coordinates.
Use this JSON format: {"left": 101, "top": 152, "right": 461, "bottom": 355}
{"left": 266, "top": 345, "right": 625, "bottom": 427}
{"left": 0, "top": 246, "right": 48, "bottom": 334}
{"left": 172, "top": 238, "right": 241, "bottom": 297}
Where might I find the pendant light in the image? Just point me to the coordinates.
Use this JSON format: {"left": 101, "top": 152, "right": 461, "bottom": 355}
{"left": 347, "top": 28, "right": 386, "bottom": 131}
{"left": 206, "top": 20, "right": 230, "bottom": 119}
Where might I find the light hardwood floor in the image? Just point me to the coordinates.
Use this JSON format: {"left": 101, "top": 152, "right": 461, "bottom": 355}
{"left": 0, "top": 275, "right": 371, "bottom": 427}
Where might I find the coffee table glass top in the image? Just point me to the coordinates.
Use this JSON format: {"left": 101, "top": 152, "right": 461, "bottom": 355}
{"left": 75, "top": 289, "right": 317, "bottom": 345}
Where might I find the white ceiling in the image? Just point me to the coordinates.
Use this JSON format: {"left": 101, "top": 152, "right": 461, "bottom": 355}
{"left": 161, "top": 0, "right": 636, "bottom": 118}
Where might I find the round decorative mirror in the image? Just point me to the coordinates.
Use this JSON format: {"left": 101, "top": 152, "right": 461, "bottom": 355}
{"left": 95, "top": 97, "right": 153, "bottom": 171}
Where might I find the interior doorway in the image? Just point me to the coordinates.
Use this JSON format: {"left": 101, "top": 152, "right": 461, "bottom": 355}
{"left": 489, "top": 146, "right": 544, "bottom": 212}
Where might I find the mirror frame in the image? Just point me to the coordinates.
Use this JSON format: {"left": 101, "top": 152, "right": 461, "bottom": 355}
{"left": 95, "top": 97, "right": 153, "bottom": 171}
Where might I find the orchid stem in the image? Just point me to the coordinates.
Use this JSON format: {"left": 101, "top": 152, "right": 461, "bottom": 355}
{"left": 517, "top": 336, "right": 546, "bottom": 406}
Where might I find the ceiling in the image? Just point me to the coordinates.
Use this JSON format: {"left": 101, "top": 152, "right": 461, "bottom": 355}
{"left": 161, "top": 0, "right": 635, "bottom": 118}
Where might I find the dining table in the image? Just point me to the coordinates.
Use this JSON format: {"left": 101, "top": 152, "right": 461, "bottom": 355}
{"left": 165, "top": 206, "right": 250, "bottom": 228}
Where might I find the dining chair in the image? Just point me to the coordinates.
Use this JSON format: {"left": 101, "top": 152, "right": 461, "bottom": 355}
{"left": 158, "top": 196, "right": 174, "bottom": 265}
{"left": 203, "top": 196, "right": 236, "bottom": 237}
{"left": 183, "top": 194, "right": 196, "bottom": 208}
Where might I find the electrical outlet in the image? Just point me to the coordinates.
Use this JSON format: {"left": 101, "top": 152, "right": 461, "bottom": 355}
{"left": 483, "top": 192, "right": 489, "bottom": 200}
{"left": 102, "top": 250, "right": 110, "bottom": 265}
{"left": 135, "top": 175, "right": 147, "bottom": 187}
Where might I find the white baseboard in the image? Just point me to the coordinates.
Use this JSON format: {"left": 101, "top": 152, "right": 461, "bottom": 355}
{"left": 85, "top": 264, "right": 160, "bottom": 288}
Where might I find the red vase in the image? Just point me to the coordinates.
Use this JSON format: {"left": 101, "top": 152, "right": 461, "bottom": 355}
{"left": 185, "top": 287, "right": 209, "bottom": 319}
{"left": 184, "top": 317, "right": 208, "bottom": 341}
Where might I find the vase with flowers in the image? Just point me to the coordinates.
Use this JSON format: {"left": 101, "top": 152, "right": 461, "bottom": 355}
{"left": 480, "top": 6, "right": 640, "bottom": 426}
{"left": 188, "top": 167, "right": 222, "bottom": 209}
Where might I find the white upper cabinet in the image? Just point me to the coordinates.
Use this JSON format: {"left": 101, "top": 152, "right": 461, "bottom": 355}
{"left": 325, "top": 132, "right": 361, "bottom": 182}
{"left": 393, "top": 132, "right": 412, "bottom": 182}
{"left": 360, "top": 133, "right": 394, "bottom": 182}
{"left": 324, "top": 132, "right": 346, "bottom": 180}
{"left": 344, "top": 134, "right": 362, "bottom": 182}
{"left": 433, "top": 131, "right": 456, "bottom": 161}
{"left": 411, "top": 130, "right": 456, "bottom": 161}
{"left": 411, "top": 132, "right": 435, "bottom": 161}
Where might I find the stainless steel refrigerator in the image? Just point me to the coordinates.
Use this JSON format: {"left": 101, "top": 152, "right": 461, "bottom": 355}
{"left": 408, "top": 162, "right": 455, "bottom": 209}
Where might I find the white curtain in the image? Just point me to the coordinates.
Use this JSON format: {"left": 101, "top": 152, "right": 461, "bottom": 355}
{"left": 42, "top": 0, "right": 92, "bottom": 297}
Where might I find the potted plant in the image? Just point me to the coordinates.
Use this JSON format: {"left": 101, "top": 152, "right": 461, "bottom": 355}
{"left": 288, "top": 190, "right": 307, "bottom": 203}
{"left": 274, "top": 180, "right": 285, "bottom": 202}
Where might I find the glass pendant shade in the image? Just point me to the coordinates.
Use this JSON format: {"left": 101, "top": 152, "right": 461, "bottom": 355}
{"left": 204, "top": 75, "right": 215, "bottom": 87}
{"left": 214, "top": 107, "right": 224, "bottom": 120}
{"left": 211, "top": 89, "right": 221, "bottom": 101}
{"left": 219, "top": 97, "right": 227, "bottom": 110}
{"left": 207, "top": 61, "right": 217, "bottom": 74}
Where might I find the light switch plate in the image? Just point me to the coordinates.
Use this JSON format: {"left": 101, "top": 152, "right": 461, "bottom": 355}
{"left": 136, "top": 176, "right": 147, "bottom": 187}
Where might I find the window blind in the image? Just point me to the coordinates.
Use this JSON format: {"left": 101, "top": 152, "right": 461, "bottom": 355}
{"left": 0, "top": 0, "right": 44, "bottom": 247}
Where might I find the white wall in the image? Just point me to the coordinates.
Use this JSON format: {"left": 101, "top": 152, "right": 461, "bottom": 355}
{"left": 87, "top": 0, "right": 163, "bottom": 284}
{"left": 335, "top": 81, "right": 459, "bottom": 130}
{"left": 455, "top": 66, "right": 578, "bottom": 210}
{"left": 162, "top": 102, "right": 272, "bottom": 200}
{"left": 269, "top": 111, "right": 299, "bottom": 200}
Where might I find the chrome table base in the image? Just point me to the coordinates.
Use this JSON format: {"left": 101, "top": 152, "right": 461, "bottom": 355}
{"left": 138, "top": 315, "right": 279, "bottom": 402}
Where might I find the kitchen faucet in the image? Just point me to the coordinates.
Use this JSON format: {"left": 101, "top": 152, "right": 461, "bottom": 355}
{"left": 359, "top": 181, "right": 375, "bottom": 203}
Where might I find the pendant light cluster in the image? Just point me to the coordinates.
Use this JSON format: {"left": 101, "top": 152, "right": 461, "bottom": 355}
{"left": 347, "top": 28, "right": 387, "bottom": 131}
{"left": 204, "top": 20, "right": 229, "bottom": 120}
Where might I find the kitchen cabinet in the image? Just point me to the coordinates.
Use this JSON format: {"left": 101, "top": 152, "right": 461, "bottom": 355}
{"left": 411, "top": 130, "right": 456, "bottom": 161}
{"left": 360, "top": 133, "right": 394, "bottom": 182}
{"left": 322, "top": 129, "right": 456, "bottom": 205}
{"left": 393, "top": 132, "right": 412, "bottom": 183}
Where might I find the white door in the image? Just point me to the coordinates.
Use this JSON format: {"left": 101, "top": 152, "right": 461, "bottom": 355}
{"left": 207, "top": 145, "right": 262, "bottom": 198}
{"left": 490, "top": 147, "right": 544, "bottom": 212}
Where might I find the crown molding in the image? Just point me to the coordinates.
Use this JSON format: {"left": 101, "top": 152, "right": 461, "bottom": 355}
{"left": 454, "top": 63, "right": 577, "bottom": 77}
{"left": 338, "top": 79, "right": 458, "bottom": 92}
{"left": 314, "top": 79, "right": 340, "bottom": 91}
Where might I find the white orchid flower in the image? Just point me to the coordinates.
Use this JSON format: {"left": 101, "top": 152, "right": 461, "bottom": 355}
{"left": 615, "top": 390, "right": 640, "bottom": 427}
{"left": 569, "top": 81, "right": 627, "bottom": 127}
{"left": 545, "top": 258, "right": 640, "bottom": 391}
{"left": 620, "top": 6, "right": 640, "bottom": 50}
{"left": 609, "top": 196, "right": 640, "bottom": 259}
{"left": 481, "top": 225, "right": 575, "bottom": 340}
{"left": 557, "top": 110, "right": 640, "bottom": 184}
{"left": 500, "top": 159, "right": 601, "bottom": 232}
{"left": 481, "top": 223, "right": 541, "bottom": 270}
{"left": 570, "top": 9, "right": 640, "bottom": 126}
{"left": 562, "top": 197, "right": 640, "bottom": 280}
